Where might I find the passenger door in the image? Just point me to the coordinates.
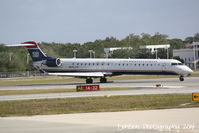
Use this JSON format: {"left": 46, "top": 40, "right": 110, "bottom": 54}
{"left": 161, "top": 63, "right": 167, "bottom": 72}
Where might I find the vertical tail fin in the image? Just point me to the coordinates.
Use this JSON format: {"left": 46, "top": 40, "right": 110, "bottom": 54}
{"left": 8, "top": 41, "right": 47, "bottom": 62}
{"left": 23, "top": 41, "right": 47, "bottom": 62}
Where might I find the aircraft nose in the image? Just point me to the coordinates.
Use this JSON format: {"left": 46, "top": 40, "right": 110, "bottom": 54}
{"left": 186, "top": 67, "right": 193, "bottom": 76}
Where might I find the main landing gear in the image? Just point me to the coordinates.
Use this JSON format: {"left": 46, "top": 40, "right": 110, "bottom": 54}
{"left": 86, "top": 78, "right": 93, "bottom": 84}
{"left": 179, "top": 76, "right": 184, "bottom": 81}
{"left": 100, "top": 77, "right": 107, "bottom": 83}
{"left": 85, "top": 77, "right": 108, "bottom": 84}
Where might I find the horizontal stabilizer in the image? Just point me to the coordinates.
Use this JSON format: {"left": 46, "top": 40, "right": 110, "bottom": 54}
{"left": 6, "top": 43, "right": 35, "bottom": 47}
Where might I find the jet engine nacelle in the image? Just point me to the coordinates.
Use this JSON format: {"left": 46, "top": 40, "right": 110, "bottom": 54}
{"left": 46, "top": 58, "right": 61, "bottom": 67}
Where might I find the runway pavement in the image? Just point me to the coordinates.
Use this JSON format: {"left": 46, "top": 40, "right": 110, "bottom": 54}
{"left": 0, "top": 77, "right": 199, "bottom": 101}
{"left": 0, "top": 77, "right": 198, "bottom": 90}
{"left": 1, "top": 77, "right": 199, "bottom": 133}
{"left": 0, "top": 108, "right": 199, "bottom": 133}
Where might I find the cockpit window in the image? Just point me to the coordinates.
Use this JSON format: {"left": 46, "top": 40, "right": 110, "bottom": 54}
{"left": 171, "top": 63, "right": 177, "bottom": 65}
{"left": 171, "top": 63, "right": 183, "bottom": 66}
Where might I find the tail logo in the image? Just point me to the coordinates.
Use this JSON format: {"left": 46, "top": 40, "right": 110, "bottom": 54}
{"left": 32, "top": 51, "right": 40, "bottom": 58}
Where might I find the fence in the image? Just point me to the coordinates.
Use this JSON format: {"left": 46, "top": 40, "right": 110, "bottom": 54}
{"left": 0, "top": 71, "right": 48, "bottom": 78}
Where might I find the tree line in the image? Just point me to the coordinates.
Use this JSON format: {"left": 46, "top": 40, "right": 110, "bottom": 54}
{"left": 0, "top": 33, "right": 199, "bottom": 72}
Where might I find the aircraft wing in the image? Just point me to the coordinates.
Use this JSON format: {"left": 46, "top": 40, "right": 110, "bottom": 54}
{"left": 48, "top": 72, "right": 112, "bottom": 77}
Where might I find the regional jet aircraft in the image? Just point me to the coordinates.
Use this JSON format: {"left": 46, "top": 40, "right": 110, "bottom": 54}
{"left": 8, "top": 41, "right": 193, "bottom": 84}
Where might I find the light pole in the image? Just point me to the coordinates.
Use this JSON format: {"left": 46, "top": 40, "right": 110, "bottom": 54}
{"left": 89, "top": 50, "right": 93, "bottom": 58}
{"left": 129, "top": 34, "right": 131, "bottom": 48}
{"left": 193, "top": 35, "right": 197, "bottom": 70}
{"left": 155, "top": 49, "right": 158, "bottom": 59}
{"left": 27, "top": 53, "right": 30, "bottom": 64}
{"left": 73, "top": 50, "right": 77, "bottom": 58}
{"left": 193, "top": 42, "right": 197, "bottom": 70}
{"left": 166, "top": 46, "right": 169, "bottom": 59}
{"left": 9, "top": 53, "right": 12, "bottom": 62}
{"left": 92, "top": 51, "right": 95, "bottom": 58}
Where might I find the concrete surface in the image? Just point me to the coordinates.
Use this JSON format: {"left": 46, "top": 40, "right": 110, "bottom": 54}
{"left": 1, "top": 77, "right": 198, "bottom": 90}
{"left": 0, "top": 108, "right": 199, "bottom": 133}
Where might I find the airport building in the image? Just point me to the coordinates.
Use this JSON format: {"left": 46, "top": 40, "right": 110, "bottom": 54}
{"left": 139, "top": 44, "right": 170, "bottom": 53}
{"left": 173, "top": 42, "right": 199, "bottom": 69}
{"left": 104, "top": 47, "right": 132, "bottom": 58}
{"left": 139, "top": 44, "right": 170, "bottom": 59}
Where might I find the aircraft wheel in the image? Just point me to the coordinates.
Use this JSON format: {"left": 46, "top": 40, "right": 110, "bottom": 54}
{"left": 100, "top": 77, "right": 107, "bottom": 83}
{"left": 86, "top": 78, "right": 93, "bottom": 84}
{"left": 179, "top": 76, "right": 184, "bottom": 81}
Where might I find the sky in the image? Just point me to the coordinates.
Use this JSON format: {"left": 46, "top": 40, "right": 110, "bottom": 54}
{"left": 0, "top": 0, "right": 199, "bottom": 44}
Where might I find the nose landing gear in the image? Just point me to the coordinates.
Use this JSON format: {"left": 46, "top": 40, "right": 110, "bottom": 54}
{"left": 179, "top": 76, "right": 184, "bottom": 81}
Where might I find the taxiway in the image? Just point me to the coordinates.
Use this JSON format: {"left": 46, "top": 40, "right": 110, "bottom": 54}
{"left": 0, "top": 77, "right": 199, "bottom": 101}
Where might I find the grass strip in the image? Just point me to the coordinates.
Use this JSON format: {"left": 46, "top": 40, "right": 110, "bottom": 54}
{"left": 0, "top": 94, "right": 198, "bottom": 117}
{"left": 0, "top": 89, "right": 75, "bottom": 96}
{"left": 0, "top": 77, "right": 83, "bottom": 86}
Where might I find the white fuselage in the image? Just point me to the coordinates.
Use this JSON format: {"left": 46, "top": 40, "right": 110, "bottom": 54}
{"left": 34, "top": 58, "right": 193, "bottom": 77}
